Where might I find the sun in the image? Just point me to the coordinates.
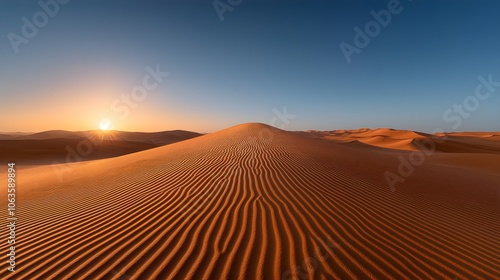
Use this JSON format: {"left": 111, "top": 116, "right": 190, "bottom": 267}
{"left": 99, "top": 119, "right": 112, "bottom": 131}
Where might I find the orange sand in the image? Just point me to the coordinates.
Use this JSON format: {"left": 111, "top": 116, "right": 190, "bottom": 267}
{"left": 0, "top": 123, "right": 498, "bottom": 279}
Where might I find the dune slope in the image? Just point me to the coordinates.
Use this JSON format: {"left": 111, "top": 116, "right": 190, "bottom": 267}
{"left": 0, "top": 123, "right": 499, "bottom": 279}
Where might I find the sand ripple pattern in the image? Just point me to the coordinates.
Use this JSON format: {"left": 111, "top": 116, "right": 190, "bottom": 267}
{"left": 1, "top": 123, "right": 499, "bottom": 280}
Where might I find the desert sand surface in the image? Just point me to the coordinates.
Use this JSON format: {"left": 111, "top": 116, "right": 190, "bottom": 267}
{"left": 0, "top": 123, "right": 499, "bottom": 279}
{"left": 0, "top": 130, "right": 201, "bottom": 165}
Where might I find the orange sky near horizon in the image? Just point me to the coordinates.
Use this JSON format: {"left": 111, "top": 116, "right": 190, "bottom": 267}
{"left": 1, "top": 67, "right": 230, "bottom": 133}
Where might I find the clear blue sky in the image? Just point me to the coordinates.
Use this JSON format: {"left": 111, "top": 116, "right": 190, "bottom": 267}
{"left": 1, "top": 0, "right": 499, "bottom": 132}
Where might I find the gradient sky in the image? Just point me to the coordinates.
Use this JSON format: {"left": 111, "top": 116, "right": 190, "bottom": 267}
{"left": 1, "top": 0, "right": 500, "bottom": 133}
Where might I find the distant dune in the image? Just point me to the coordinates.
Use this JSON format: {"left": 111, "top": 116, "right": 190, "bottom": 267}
{"left": 0, "top": 130, "right": 201, "bottom": 164}
{"left": 304, "top": 128, "right": 500, "bottom": 153}
{"left": 0, "top": 129, "right": 201, "bottom": 141}
{"left": 0, "top": 123, "right": 498, "bottom": 279}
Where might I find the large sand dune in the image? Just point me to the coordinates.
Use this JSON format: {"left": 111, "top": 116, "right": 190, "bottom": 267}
{"left": 1, "top": 123, "right": 499, "bottom": 279}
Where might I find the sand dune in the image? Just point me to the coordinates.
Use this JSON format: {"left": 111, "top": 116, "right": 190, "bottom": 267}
{"left": 0, "top": 130, "right": 201, "bottom": 142}
{"left": 0, "top": 130, "right": 201, "bottom": 164}
{"left": 308, "top": 128, "right": 500, "bottom": 153}
{"left": 1, "top": 123, "right": 499, "bottom": 279}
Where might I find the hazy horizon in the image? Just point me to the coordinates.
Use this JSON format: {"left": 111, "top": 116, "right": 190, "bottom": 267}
{"left": 3, "top": 122, "right": 500, "bottom": 135}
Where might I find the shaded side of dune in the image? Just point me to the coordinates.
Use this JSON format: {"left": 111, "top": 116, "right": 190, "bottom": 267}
{"left": 0, "top": 130, "right": 201, "bottom": 165}
{"left": 0, "top": 139, "right": 161, "bottom": 164}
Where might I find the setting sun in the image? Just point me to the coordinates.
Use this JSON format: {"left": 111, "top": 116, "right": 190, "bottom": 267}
{"left": 99, "top": 119, "right": 112, "bottom": 131}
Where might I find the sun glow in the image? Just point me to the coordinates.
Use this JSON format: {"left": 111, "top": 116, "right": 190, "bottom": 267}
{"left": 99, "top": 119, "right": 112, "bottom": 131}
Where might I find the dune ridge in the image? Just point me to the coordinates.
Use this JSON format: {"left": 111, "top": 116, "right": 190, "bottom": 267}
{"left": 0, "top": 123, "right": 499, "bottom": 279}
